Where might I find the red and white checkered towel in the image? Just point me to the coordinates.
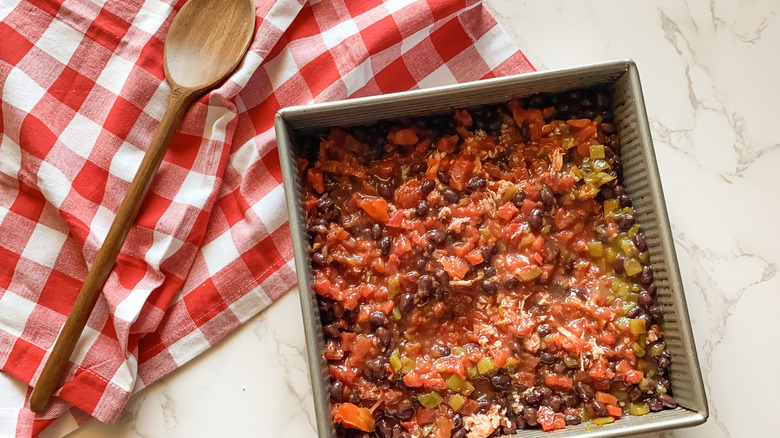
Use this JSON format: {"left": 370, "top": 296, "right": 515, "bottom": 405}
{"left": 0, "top": 0, "right": 533, "bottom": 436}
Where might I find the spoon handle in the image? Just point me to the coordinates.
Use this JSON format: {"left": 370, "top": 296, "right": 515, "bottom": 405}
{"left": 30, "top": 88, "right": 198, "bottom": 413}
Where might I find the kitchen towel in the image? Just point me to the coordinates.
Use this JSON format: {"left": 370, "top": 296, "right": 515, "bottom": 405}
{"left": 0, "top": 0, "right": 534, "bottom": 436}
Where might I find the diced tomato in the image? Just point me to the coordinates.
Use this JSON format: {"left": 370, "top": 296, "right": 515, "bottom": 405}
{"left": 440, "top": 256, "right": 469, "bottom": 279}
{"left": 607, "top": 404, "right": 623, "bottom": 417}
{"left": 520, "top": 199, "right": 537, "bottom": 214}
{"left": 307, "top": 168, "right": 325, "bottom": 194}
{"left": 464, "top": 249, "right": 484, "bottom": 265}
{"left": 537, "top": 406, "right": 566, "bottom": 432}
{"left": 555, "top": 208, "right": 577, "bottom": 230}
{"left": 451, "top": 241, "right": 475, "bottom": 258}
{"left": 437, "top": 134, "right": 459, "bottom": 153}
{"left": 459, "top": 398, "right": 480, "bottom": 416}
{"left": 454, "top": 109, "right": 473, "bottom": 127}
{"left": 314, "top": 271, "right": 332, "bottom": 297}
{"left": 416, "top": 408, "right": 437, "bottom": 425}
{"left": 435, "top": 355, "right": 467, "bottom": 379}
{"left": 544, "top": 373, "right": 574, "bottom": 391}
{"left": 403, "top": 372, "right": 423, "bottom": 387}
{"left": 433, "top": 417, "right": 453, "bottom": 438}
{"left": 386, "top": 210, "right": 406, "bottom": 228}
{"left": 489, "top": 347, "right": 511, "bottom": 368}
{"left": 333, "top": 403, "right": 375, "bottom": 432}
{"left": 596, "top": 391, "right": 618, "bottom": 406}
{"left": 448, "top": 158, "right": 474, "bottom": 191}
{"left": 394, "top": 179, "right": 423, "bottom": 209}
{"left": 393, "top": 234, "right": 412, "bottom": 255}
{"left": 616, "top": 360, "right": 644, "bottom": 384}
{"left": 496, "top": 202, "right": 518, "bottom": 221}
{"left": 390, "top": 128, "right": 418, "bottom": 146}
{"left": 567, "top": 118, "right": 591, "bottom": 128}
{"left": 573, "top": 123, "right": 598, "bottom": 145}
{"left": 358, "top": 196, "right": 389, "bottom": 222}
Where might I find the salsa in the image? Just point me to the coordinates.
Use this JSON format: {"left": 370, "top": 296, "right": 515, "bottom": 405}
{"left": 300, "top": 88, "right": 675, "bottom": 438}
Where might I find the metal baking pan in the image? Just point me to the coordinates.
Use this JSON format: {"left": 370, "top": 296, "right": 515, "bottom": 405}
{"left": 275, "top": 59, "right": 708, "bottom": 438}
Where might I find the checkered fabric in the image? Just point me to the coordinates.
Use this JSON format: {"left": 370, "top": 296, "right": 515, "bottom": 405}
{"left": 0, "top": 0, "right": 533, "bottom": 435}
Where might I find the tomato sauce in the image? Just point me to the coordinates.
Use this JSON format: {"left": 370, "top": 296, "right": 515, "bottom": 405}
{"left": 302, "top": 89, "right": 675, "bottom": 438}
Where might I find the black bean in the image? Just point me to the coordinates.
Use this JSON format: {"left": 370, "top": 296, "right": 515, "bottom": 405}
{"left": 484, "top": 265, "right": 496, "bottom": 278}
{"left": 427, "top": 229, "right": 446, "bottom": 245}
{"left": 617, "top": 214, "right": 636, "bottom": 231}
{"left": 586, "top": 400, "right": 609, "bottom": 418}
{"left": 613, "top": 254, "right": 625, "bottom": 274}
{"left": 575, "top": 382, "right": 595, "bottom": 401}
{"left": 625, "top": 386, "right": 642, "bottom": 403}
{"left": 452, "top": 429, "right": 467, "bottom": 438}
{"left": 347, "top": 389, "right": 360, "bottom": 405}
{"left": 649, "top": 304, "right": 663, "bottom": 319}
{"left": 375, "top": 326, "right": 391, "bottom": 348}
{"left": 522, "top": 407, "right": 538, "bottom": 426}
{"left": 415, "top": 199, "right": 429, "bottom": 217}
{"left": 539, "top": 351, "right": 555, "bottom": 364}
{"left": 504, "top": 276, "right": 519, "bottom": 290}
{"left": 396, "top": 406, "right": 415, "bottom": 421}
{"left": 433, "top": 345, "right": 451, "bottom": 357}
{"left": 417, "top": 275, "right": 434, "bottom": 297}
{"left": 543, "top": 395, "right": 562, "bottom": 412}
{"left": 377, "top": 182, "right": 395, "bottom": 199}
{"left": 409, "top": 162, "right": 426, "bottom": 174}
{"left": 512, "top": 189, "right": 527, "bottom": 207}
{"left": 529, "top": 208, "right": 544, "bottom": 230}
{"left": 466, "top": 176, "right": 486, "bottom": 193}
{"left": 370, "top": 311, "right": 388, "bottom": 328}
{"left": 638, "top": 290, "right": 653, "bottom": 308}
{"left": 399, "top": 293, "right": 415, "bottom": 313}
{"left": 612, "top": 157, "right": 623, "bottom": 174}
{"left": 323, "top": 324, "right": 340, "bottom": 339}
{"left": 561, "top": 392, "right": 579, "bottom": 408}
{"left": 596, "top": 92, "right": 610, "bottom": 110}
{"left": 325, "top": 206, "right": 341, "bottom": 222}
{"left": 376, "top": 419, "right": 393, "bottom": 438}
{"left": 481, "top": 279, "right": 498, "bottom": 295}
{"left": 413, "top": 254, "right": 427, "bottom": 272}
{"left": 317, "top": 196, "right": 334, "bottom": 212}
{"left": 626, "top": 306, "right": 642, "bottom": 319}
{"left": 520, "top": 120, "right": 531, "bottom": 142}
{"left": 372, "top": 223, "right": 384, "bottom": 240}
{"left": 640, "top": 265, "right": 654, "bottom": 285}
{"left": 476, "top": 395, "right": 491, "bottom": 413}
{"left": 564, "top": 414, "right": 582, "bottom": 426}
{"left": 629, "top": 234, "right": 648, "bottom": 254}
{"left": 433, "top": 266, "right": 449, "bottom": 285}
{"left": 570, "top": 285, "right": 588, "bottom": 301}
{"left": 648, "top": 398, "right": 663, "bottom": 412}
{"left": 540, "top": 185, "right": 555, "bottom": 208}
{"left": 452, "top": 414, "right": 463, "bottom": 430}
{"left": 537, "top": 323, "right": 553, "bottom": 337}
{"left": 553, "top": 362, "right": 566, "bottom": 374}
{"left": 365, "top": 358, "right": 388, "bottom": 380}
{"left": 491, "top": 374, "right": 512, "bottom": 391}
{"left": 502, "top": 421, "right": 518, "bottom": 435}
{"left": 525, "top": 388, "right": 543, "bottom": 405}
{"left": 441, "top": 188, "right": 459, "bottom": 204}
{"left": 421, "top": 179, "right": 435, "bottom": 194}
{"left": 330, "top": 380, "right": 345, "bottom": 401}
{"left": 619, "top": 193, "right": 632, "bottom": 207}
{"left": 437, "top": 171, "right": 451, "bottom": 185}
{"left": 312, "top": 252, "right": 326, "bottom": 267}
{"left": 656, "top": 353, "right": 671, "bottom": 370}
{"left": 379, "top": 236, "right": 392, "bottom": 255}
{"left": 657, "top": 393, "right": 677, "bottom": 409}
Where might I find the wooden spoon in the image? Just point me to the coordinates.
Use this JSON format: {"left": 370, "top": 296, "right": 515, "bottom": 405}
{"left": 29, "top": 0, "right": 255, "bottom": 413}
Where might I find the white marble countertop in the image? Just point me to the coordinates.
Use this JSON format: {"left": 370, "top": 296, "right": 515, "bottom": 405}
{"left": 66, "top": 1, "right": 780, "bottom": 437}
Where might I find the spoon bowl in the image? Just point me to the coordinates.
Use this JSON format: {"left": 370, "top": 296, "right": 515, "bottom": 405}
{"left": 165, "top": 0, "right": 255, "bottom": 90}
{"left": 29, "top": 0, "right": 255, "bottom": 413}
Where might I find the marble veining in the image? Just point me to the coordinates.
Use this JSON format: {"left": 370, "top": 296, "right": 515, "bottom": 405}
{"left": 62, "top": 1, "right": 780, "bottom": 437}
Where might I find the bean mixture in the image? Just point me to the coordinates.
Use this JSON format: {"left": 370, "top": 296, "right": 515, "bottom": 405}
{"left": 300, "top": 88, "right": 675, "bottom": 438}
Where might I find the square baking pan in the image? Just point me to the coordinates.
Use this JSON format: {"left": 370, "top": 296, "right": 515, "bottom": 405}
{"left": 275, "top": 59, "right": 708, "bottom": 438}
